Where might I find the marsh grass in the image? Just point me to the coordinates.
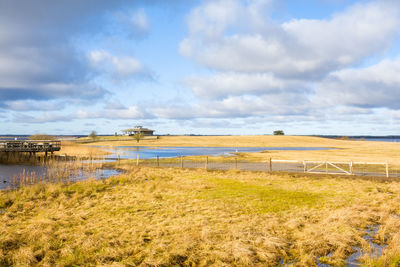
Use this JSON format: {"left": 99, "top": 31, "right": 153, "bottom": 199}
{"left": 0, "top": 152, "right": 39, "bottom": 165}
{"left": 4, "top": 157, "right": 107, "bottom": 189}
{"left": 1, "top": 166, "right": 400, "bottom": 266}
{"left": 54, "top": 141, "right": 109, "bottom": 157}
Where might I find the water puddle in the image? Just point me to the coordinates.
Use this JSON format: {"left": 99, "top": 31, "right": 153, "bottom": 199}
{"left": 346, "top": 225, "right": 386, "bottom": 266}
{"left": 313, "top": 225, "right": 386, "bottom": 267}
{"left": 346, "top": 226, "right": 385, "bottom": 266}
{"left": 67, "top": 168, "right": 121, "bottom": 182}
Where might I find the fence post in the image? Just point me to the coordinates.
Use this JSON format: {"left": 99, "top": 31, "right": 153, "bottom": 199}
{"left": 386, "top": 161, "right": 389, "bottom": 177}
{"left": 303, "top": 160, "right": 307, "bottom": 173}
{"left": 181, "top": 156, "right": 184, "bottom": 168}
{"left": 118, "top": 154, "right": 120, "bottom": 165}
{"left": 157, "top": 155, "right": 159, "bottom": 167}
{"left": 269, "top": 158, "right": 272, "bottom": 172}
{"left": 205, "top": 156, "right": 208, "bottom": 170}
{"left": 325, "top": 161, "right": 328, "bottom": 174}
{"left": 235, "top": 157, "right": 238, "bottom": 170}
{"left": 350, "top": 161, "right": 353, "bottom": 175}
{"left": 136, "top": 154, "right": 139, "bottom": 166}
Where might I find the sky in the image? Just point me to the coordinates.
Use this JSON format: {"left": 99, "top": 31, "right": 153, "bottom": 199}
{"left": 1, "top": 0, "right": 400, "bottom": 136}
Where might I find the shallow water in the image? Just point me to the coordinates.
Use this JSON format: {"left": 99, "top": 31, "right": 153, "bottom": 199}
{"left": 314, "top": 225, "right": 386, "bottom": 267}
{"left": 0, "top": 164, "right": 47, "bottom": 189}
{"left": 346, "top": 225, "right": 386, "bottom": 266}
{"left": 101, "top": 146, "right": 332, "bottom": 160}
{"left": 0, "top": 164, "right": 120, "bottom": 189}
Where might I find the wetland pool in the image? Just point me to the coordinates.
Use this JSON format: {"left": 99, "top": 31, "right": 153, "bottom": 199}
{"left": 0, "top": 164, "right": 121, "bottom": 190}
{"left": 101, "top": 146, "right": 332, "bottom": 159}
{"left": 0, "top": 146, "right": 331, "bottom": 189}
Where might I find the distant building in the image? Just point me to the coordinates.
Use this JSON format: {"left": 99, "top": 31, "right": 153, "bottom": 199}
{"left": 122, "top": 126, "right": 154, "bottom": 136}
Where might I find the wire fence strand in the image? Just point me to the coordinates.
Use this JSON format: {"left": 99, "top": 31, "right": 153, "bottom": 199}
{"left": 137, "top": 156, "right": 397, "bottom": 178}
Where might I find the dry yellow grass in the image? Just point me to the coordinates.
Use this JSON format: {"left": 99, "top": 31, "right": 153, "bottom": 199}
{"left": 1, "top": 166, "right": 400, "bottom": 266}
{"left": 83, "top": 135, "right": 339, "bottom": 147}
{"left": 54, "top": 141, "right": 109, "bottom": 157}
{"left": 82, "top": 135, "right": 400, "bottom": 166}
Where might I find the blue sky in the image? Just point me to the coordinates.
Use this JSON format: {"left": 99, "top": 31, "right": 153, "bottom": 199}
{"left": 1, "top": 0, "right": 400, "bottom": 136}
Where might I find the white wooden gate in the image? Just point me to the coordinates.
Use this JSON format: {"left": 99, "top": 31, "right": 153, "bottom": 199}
{"left": 304, "top": 161, "right": 353, "bottom": 175}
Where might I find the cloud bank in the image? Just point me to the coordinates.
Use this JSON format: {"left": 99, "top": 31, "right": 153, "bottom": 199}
{"left": 2, "top": 0, "right": 400, "bottom": 135}
{"left": 167, "top": 0, "right": 400, "bottom": 126}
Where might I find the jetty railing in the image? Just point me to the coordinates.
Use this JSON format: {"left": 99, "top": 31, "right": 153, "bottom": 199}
{"left": 0, "top": 140, "right": 61, "bottom": 153}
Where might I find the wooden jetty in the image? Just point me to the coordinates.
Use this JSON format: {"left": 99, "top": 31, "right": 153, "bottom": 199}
{"left": 0, "top": 140, "right": 61, "bottom": 155}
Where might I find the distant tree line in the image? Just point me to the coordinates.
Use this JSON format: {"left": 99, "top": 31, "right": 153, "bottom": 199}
{"left": 29, "top": 134, "right": 55, "bottom": 140}
{"left": 273, "top": 130, "right": 285, "bottom": 135}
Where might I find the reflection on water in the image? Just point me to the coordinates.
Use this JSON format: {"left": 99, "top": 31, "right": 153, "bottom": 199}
{"left": 0, "top": 164, "right": 121, "bottom": 190}
{"left": 0, "top": 165, "right": 46, "bottom": 189}
{"left": 346, "top": 225, "right": 386, "bottom": 266}
{"left": 102, "top": 146, "right": 332, "bottom": 159}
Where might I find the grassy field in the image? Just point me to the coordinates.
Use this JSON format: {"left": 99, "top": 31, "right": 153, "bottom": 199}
{"left": 54, "top": 141, "right": 109, "bottom": 158}
{"left": 78, "top": 135, "right": 400, "bottom": 166}
{"left": 79, "top": 135, "right": 345, "bottom": 147}
{"left": 1, "top": 166, "right": 400, "bottom": 266}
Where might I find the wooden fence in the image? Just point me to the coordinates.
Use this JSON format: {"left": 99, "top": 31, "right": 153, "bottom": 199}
{"left": 113, "top": 155, "right": 395, "bottom": 178}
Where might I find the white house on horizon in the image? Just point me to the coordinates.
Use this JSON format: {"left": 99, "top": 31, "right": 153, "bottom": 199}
{"left": 122, "top": 125, "right": 154, "bottom": 136}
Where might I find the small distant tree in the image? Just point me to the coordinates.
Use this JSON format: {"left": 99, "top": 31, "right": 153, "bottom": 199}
{"left": 29, "top": 134, "right": 55, "bottom": 140}
{"left": 89, "top": 130, "right": 97, "bottom": 141}
{"left": 133, "top": 132, "right": 144, "bottom": 143}
{"left": 273, "top": 130, "right": 285, "bottom": 135}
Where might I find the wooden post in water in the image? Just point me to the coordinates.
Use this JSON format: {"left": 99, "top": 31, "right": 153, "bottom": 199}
{"left": 180, "top": 156, "right": 184, "bottom": 168}
{"left": 136, "top": 154, "right": 139, "bottom": 166}
{"left": 157, "top": 155, "right": 159, "bottom": 167}
{"left": 325, "top": 161, "right": 328, "bottom": 174}
{"left": 303, "top": 160, "right": 307, "bottom": 173}
{"left": 386, "top": 161, "right": 389, "bottom": 178}
{"left": 269, "top": 158, "right": 272, "bottom": 172}
{"left": 205, "top": 156, "right": 208, "bottom": 170}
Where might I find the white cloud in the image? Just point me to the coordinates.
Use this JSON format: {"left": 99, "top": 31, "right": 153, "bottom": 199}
{"left": 13, "top": 113, "right": 74, "bottom": 124}
{"left": 0, "top": 0, "right": 159, "bottom": 114}
{"left": 0, "top": 1, "right": 135, "bottom": 109}
{"left": 119, "top": 8, "right": 151, "bottom": 39}
{"left": 184, "top": 72, "right": 306, "bottom": 99}
{"left": 89, "top": 50, "right": 150, "bottom": 78}
{"left": 153, "top": 92, "right": 311, "bottom": 120}
{"left": 11, "top": 104, "right": 154, "bottom": 124}
{"left": 131, "top": 9, "right": 150, "bottom": 34}
{"left": 315, "top": 57, "right": 400, "bottom": 109}
{"left": 173, "top": 0, "right": 400, "bottom": 128}
{"left": 180, "top": 0, "right": 400, "bottom": 78}
{"left": 187, "top": 0, "right": 240, "bottom": 39}
{"left": 4, "top": 100, "right": 65, "bottom": 111}
{"left": 77, "top": 105, "right": 153, "bottom": 120}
